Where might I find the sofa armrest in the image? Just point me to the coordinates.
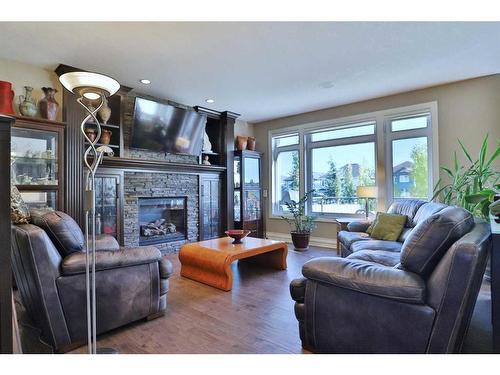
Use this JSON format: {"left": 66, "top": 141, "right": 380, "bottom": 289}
{"left": 302, "top": 257, "right": 425, "bottom": 304}
{"left": 61, "top": 246, "right": 162, "bottom": 276}
{"left": 95, "top": 234, "right": 120, "bottom": 251}
{"left": 290, "top": 277, "right": 307, "bottom": 303}
{"left": 346, "top": 220, "right": 372, "bottom": 233}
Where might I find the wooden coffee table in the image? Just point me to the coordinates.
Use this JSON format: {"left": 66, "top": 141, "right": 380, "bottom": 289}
{"left": 179, "top": 237, "right": 288, "bottom": 291}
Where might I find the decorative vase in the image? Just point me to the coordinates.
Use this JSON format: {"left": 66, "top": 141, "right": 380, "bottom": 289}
{"left": 84, "top": 128, "right": 97, "bottom": 142}
{"left": 100, "top": 129, "right": 112, "bottom": 145}
{"left": 39, "top": 87, "right": 59, "bottom": 121}
{"left": 19, "top": 86, "right": 37, "bottom": 117}
{"left": 236, "top": 136, "right": 247, "bottom": 151}
{"left": 291, "top": 232, "right": 311, "bottom": 251}
{"left": 247, "top": 137, "right": 256, "bottom": 151}
{"left": 98, "top": 96, "right": 112, "bottom": 124}
{"left": 0, "top": 81, "right": 15, "bottom": 115}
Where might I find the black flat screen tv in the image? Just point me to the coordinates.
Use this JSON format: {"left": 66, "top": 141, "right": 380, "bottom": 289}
{"left": 131, "top": 97, "right": 206, "bottom": 156}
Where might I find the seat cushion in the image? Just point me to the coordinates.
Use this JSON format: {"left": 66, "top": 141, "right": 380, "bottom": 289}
{"left": 95, "top": 234, "right": 120, "bottom": 251}
{"left": 387, "top": 199, "right": 426, "bottom": 227}
{"left": 347, "top": 249, "right": 401, "bottom": 267}
{"left": 351, "top": 239, "right": 403, "bottom": 253}
{"left": 400, "top": 206, "right": 474, "bottom": 275}
{"left": 338, "top": 231, "right": 370, "bottom": 248}
{"left": 30, "top": 209, "right": 85, "bottom": 257}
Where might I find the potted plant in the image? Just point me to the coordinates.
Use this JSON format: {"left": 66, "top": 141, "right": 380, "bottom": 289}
{"left": 281, "top": 191, "right": 316, "bottom": 251}
{"left": 433, "top": 135, "right": 499, "bottom": 280}
{"left": 433, "top": 134, "right": 499, "bottom": 220}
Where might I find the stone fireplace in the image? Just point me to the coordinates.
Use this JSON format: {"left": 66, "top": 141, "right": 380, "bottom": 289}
{"left": 124, "top": 171, "right": 199, "bottom": 254}
{"left": 138, "top": 197, "right": 187, "bottom": 246}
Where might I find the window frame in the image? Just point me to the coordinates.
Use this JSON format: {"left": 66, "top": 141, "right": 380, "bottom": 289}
{"left": 384, "top": 110, "right": 436, "bottom": 202}
{"left": 268, "top": 101, "right": 439, "bottom": 221}
{"left": 270, "top": 132, "right": 302, "bottom": 216}
{"left": 305, "top": 120, "right": 378, "bottom": 219}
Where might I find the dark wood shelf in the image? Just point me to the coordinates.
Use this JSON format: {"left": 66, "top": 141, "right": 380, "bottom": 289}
{"left": 84, "top": 141, "right": 120, "bottom": 149}
{"left": 14, "top": 115, "right": 66, "bottom": 127}
{"left": 100, "top": 156, "right": 227, "bottom": 174}
{"left": 85, "top": 122, "right": 120, "bottom": 129}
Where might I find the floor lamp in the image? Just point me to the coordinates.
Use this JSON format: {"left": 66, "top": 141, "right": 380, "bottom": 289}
{"left": 356, "top": 186, "right": 378, "bottom": 220}
{"left": 59, "top": 71, "right": 120, "bottom": 354}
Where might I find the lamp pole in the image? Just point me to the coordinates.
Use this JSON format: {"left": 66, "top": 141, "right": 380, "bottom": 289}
{"left": 59, "top": 71, "right": 119, "bottom": 354}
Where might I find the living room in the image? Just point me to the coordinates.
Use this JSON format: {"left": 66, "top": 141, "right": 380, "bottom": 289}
{"left": 1, "top": 1, "right": 500, "bottom": 372}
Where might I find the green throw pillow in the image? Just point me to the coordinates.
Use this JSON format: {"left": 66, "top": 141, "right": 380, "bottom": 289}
{"left": 366, "top": 212, "right": 381, "bottom": 234}
{"left": 370, "top": 212, "right": 406, "bottom": 241}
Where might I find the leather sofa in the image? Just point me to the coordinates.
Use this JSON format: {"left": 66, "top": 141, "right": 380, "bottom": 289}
{"left": 290, "top": 199, "right": 492, "bottom": 353}
{"left": 11, "top": 210, "right": 173, "bottom": 352}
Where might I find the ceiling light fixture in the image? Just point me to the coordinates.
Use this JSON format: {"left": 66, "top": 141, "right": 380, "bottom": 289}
{"left": 140, "top": 79, "right": 151, "bottom": 85}
{"left": 319, "top": 81, "right": 335, "bottom": 89}
{"left": 205, "top": 98, "right": 215, "bottom": 104}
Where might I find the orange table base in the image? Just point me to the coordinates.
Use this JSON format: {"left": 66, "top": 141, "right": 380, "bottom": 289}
{"left": 179, "top": 237, "right": 288, "bottom": 291}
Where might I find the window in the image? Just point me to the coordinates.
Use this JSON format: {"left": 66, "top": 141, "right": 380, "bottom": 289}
{"left": 269, "top": 102, "right": 437, "bottom": 219}
{"left": 306, "top": 122, "right": 376, "bottom": 216}
{"left": 386, "top": 113, "right": 432, "bottom": 200}
{"left": 271, "top": 133, "right": 299, "bottom": 214}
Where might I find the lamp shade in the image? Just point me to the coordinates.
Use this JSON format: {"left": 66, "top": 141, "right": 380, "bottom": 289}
{"left": 59, "top": 71, "right": 120, "bottom": 99}
{"left": 357, "top": 185, "right": 378, "bottom": 198}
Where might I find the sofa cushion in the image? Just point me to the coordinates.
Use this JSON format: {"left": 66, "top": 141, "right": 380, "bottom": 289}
{"left": 30, "top": 209, "right": 85, "bottom": 257}
{"left": 347, "top": 220, "right": 372, "bottom": 233}
{"left": 400, "top": 206, "right": 474, "bottom": 276}
{"left": 413, "top": 202, "right": 447, "bottom": 225}
{"left": 302, "top": 257, "right": 426, "bottom": 304}
{"left": 347, "top": 249, "right": 401, "bottom": 267}
{"left": 387, "top": 199, "right": 426, "bottom": 227}
{"left": 351, "top": 240, "right": 402, "bottom": 253}
{"left": 398, "top": 227, "right": 413, "bottom": 243}
{"left": 370, "top": 213, "right": 407, "bottom": 241}
{"left": 338, "top": 231, "right": 370, "bottom": 248}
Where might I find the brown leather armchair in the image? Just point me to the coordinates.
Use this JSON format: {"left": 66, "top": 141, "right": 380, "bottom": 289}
{"left": 11, "top": 210, "right": 173, "bottom": 352}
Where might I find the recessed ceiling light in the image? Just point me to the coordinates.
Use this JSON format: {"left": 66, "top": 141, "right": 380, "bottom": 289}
{"left": 319, "top": 81, "right": 335, "bottom": 89}
{"left": 205, "top": 98, "right": 215, "bottom": 104}
{"left": 140, "top": 79, "right": 151, "bottom": 85}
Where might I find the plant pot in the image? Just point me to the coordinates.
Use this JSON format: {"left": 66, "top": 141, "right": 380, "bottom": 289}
{"left": 247, "top": 137, "right": 256, "bottom": 151}
{"left": 291, "top": 231, "right": 311, "bottom": 251}
{"left": 236, "top": 135, "right": 247, "bottom": 151}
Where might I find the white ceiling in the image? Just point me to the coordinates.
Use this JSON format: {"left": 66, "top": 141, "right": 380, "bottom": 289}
{"left": 0, "top": 22, "right": 499, "bottom": 122}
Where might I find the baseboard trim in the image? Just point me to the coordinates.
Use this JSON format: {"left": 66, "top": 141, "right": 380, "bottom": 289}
{"left": 266, "top": 232, "right": 336, "bottom": 250}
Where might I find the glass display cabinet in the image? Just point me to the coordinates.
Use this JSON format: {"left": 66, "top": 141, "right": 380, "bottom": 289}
{"left": 11, "top": 117, "right": 65, "bottom": 210}
{"left": 200, "top": 174, "right": 222, "bottom": 240}
{"left": 94, "top": 169, "right": 123, "bottom": 244}
{"left": 233, "top": 150, "right": 264, "bottom": 238}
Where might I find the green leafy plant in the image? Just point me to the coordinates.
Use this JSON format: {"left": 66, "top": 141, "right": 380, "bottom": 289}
{"left": 432, "top": 134, "right": 500, "bottom": 219}
{"left": 281, "top": 190, "right": 316, "bottom": 233}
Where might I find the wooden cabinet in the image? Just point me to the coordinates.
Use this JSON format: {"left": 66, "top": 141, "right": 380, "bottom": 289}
{"left": 11, "top": 117, "right": 65, "bottom": 210}
{"left": 199, "top": 174, "right": 222, "bottom": 240}
{"left": 94, "top": 169, "right": 124, "bottom": 245}
{"left": 233, "top": 150, "right": 264, "bottom": 238}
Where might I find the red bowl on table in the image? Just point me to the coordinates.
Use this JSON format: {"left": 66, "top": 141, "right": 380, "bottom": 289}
{"left": 225, "top": 230, "right": 251, "bottom": 244}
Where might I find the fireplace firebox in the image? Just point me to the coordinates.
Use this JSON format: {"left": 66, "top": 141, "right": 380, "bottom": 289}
{"left": 138, "top": 197, "right": 187, "bottom": 246}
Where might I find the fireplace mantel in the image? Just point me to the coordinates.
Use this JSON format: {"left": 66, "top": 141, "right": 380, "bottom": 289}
{"left": 100, "top": 156, "right": 226, "bottom": 174}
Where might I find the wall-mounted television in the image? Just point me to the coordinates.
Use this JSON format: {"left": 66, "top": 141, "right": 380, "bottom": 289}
{"left": 131, "top": 97, "right": 206, "bottom": 156}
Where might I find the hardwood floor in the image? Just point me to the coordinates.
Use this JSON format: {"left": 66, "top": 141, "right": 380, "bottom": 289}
{"left": 69, "top": 246, "right": 336, "bottom": 354}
